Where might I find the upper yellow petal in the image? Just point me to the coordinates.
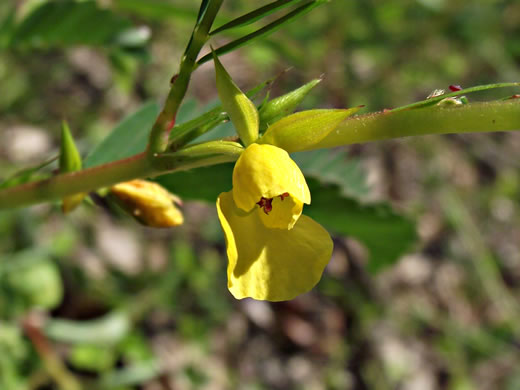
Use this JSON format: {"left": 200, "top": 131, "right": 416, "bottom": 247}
{"left": 217, "top": 190, "right": 332, "bottom": 302}
{"left": 232, "top": 143, "right": 310, "bottom": 214}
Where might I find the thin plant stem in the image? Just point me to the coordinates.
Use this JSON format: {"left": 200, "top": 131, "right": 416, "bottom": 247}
{"left": 311, "top": 101, "right": 520, "bottom": 150}
{"left": 0, "top": 141, "right": 243, "bottom": 209}
{"left": 147, "top": 0, "right": 224, "bottom": 156}
{"left": 0, "top": 102, "right": 518, "bottom": 209}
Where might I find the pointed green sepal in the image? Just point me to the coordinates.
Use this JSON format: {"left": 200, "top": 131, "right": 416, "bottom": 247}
{"left": 258, "top": 108, "right": 361, "bottom": 153}
{"left": 59, "top": 120, "right": 85, "bottom": 213}
{"left": 213, "top": 52, "right": 259, "bottom": 146}
{"left": 60, "top": 120, "right": 82, "bottom": 173}
{"left": 259, "top": 78, "right": 322, "bottom": 130}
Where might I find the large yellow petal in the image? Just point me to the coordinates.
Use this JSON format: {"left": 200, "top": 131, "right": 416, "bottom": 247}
{"left": 217, "top": 191, "right": 333, "bottom": 301}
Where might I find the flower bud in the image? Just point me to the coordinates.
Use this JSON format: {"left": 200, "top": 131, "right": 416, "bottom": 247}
{"left": 110, "top": 180, "right": 184, "bottom": 228}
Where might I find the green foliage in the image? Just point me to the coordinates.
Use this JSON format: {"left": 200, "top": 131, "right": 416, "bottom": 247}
{"left": 113, "top": 0, "right": 197, "bottom": 21}
{"left": 1, "top": 1, "right": 519, "bottom": 388}
{"left": 291, "top": 149, "right": 369, "bottom": 200}
{"left": 197, "top": 0, "right": 327, "bottom": 66}
{"left": 4, "top": 254, "right": 63, "bottom": 311}
{"left": 8, "top": 1, "right": 145, "bottom": 50}
{"left": 210, "top": 0, "right": 302, "bottom": 35}
{"left": 70, "top": 344, "right": 116, "bottom": 372}
{"left": 44, "top": 312, "right": 131, "bottom": 346}
{"left": 305, "top": 179, "right": 417, "bottom": 273}
{"left": 155, "top": 164, "right": 232, "bottom": 202}
{"left": 84, "top": 102, "right": 159, "bottom": 168}
{"left": 0, "top": 324, "right": 29, "bottom": 390}
{"left": 0, "top": 156, "right": 56, "bottom": 189}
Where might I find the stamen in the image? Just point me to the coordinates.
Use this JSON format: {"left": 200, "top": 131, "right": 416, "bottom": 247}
{"left": 256, "top": 197, "right": 273, "bottom": 214}
{"left": 256, "top": 193, "right": 289, "bottom": 214}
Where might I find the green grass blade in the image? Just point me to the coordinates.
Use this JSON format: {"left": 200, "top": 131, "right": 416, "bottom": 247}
{"left": 197, "top": 0, "right": 325, "bottom": 66}
{"left": 210, "top": 0, "right": 301, "bottom": 35}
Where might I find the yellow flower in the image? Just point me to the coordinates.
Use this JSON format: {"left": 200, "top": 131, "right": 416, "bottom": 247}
{"left": 111, "top": 180, "right": 184, "bottom": 228}
{"left": 216, "top": 143, "right": 333, "bottom": 301}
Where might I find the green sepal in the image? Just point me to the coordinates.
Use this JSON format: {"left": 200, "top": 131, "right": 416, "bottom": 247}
{"left": 59, "top": 120, "right": 85, "bottom": 213}
{"left": 59, "top": 120, "right": 82, "bottom": 173}
{"left": 258, "top": 108, "right": 360, "bottom": 153}
{"left": 259, "top": 78, "right": 321, "bottom": 131}
{"left": 213, "top": 52, "right": 259, "bottom": 146}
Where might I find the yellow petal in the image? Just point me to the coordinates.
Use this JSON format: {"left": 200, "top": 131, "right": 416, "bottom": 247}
{"left": 111, "top": 180, "right": 183, "bottom": 228}
{"left": 232, "top": 143, "right": 310, "bottom": 212}
{"left": 217, "top": 191, "right": 333, "bottom": 301}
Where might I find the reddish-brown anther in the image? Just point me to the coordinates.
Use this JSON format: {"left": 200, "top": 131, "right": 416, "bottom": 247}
{"left": 449, "top": 85, "right": 463, "bottom": 92}
{"left": 256, "top": 197, "right": 273, "bottom": 214}
{"left": 279, "top": 192, "right": 289, "bottom": 201}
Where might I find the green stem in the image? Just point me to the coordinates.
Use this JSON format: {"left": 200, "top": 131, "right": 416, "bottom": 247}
{"left": 0, "top": 153, "right": 153, "bottom": 209}
{"left": 147, "top": 0, "right": 223, "bottom": 156}
{"left": 2, "top": 101, "right": 518, "bottom": 210}
{"left": 0, "top": 141, "right": 243, "bottom": 209}
{"left": 311, "top": 101, "right": 520, "bottom": 150}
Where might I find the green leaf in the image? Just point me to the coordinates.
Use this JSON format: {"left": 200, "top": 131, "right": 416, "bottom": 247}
{"left": 44, "top": 311, "right": 131, "bottom": 346}
{"left": 70, "top": 344, "right": 116, "bottom": 373}
{"left": 9, "top": 1, "right": 138, "bottom": 49}
{"left": 100, "top": 360, "right": 161, "bottom": 388}
{"left": 305, "top": 179, "right": 417, "bottom": 273}
{"left": 197, "top": 0, "right": 326, "bottom": 66}
{"left": 259, "top": 108, "right": 359, "bottom": 153}
{"left": 6, "top": 257, "right": 63, "bottom": 310}
{"left": 84, "top": 102, "right": 159, "bottom": 168}
{"left": 113, "top": 0, "right": 197, "bottom": 21}
{"left": 155, "top": 163, "right": 233, "bottom": 202}
{"left": 0, "top": 156, "right": 56, "bottom": 189}
{"left": 214, "top": 52, "right": 259, "bottom": 146}
{"left": 291, "top": 149, "right": 369, "bottom": 200}
{"left": 210, "top": 0, "right": 301, "bottom": 35}
{"left": 0, "top": 6, "right": 15, "bottom": 48}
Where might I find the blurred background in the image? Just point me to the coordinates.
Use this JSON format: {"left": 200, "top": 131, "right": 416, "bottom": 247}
{"left": 1, "top": 1, "right": 520, "bottom": 389}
